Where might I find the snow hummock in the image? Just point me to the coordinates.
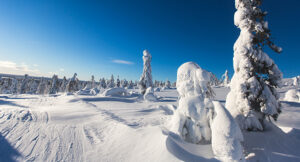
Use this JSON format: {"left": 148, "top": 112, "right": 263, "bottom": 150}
{"left": 102, "top": 87, "right": 129, "bottom": 97}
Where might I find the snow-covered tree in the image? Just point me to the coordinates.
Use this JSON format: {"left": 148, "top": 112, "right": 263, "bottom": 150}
{"left": 66, "top": 73, "right": 79, "bottom": 93}
{"left": 91, "top": 75, "right": 95, "bottom": 89}
{"left": 221, "top": 70, "right": 230, "bottom": 86}
{"left": 139, "top": 49, "right": 153, "bottom": 94}
{"left": 37, "top": 77, "right": 47, "bottom": 94}
{"left": 28, "top": 79, "right": 39, "bottom": 94}
{"left": 121, "top": 79, "right": 128, "bottom": 88}
{"left": 107, "top": 75, "right": 115, "bottom": 88}
{"left": 99, "top": 78, "right": 107, "bottom": 89}
{"left": 10, "top": 78, "right": 18, "bottom": 94}
{"left": 164, "top": 79, "right": 171, "bottom": 89}
{"left": 226, "top": 0, "right": 282, "bottom": 131}
{"left": 60, "top": 76, "right": 67, "bottom": 92}
{"left": 49, "top": 75, "right": 59, "bottom": 94}
{"left": 116, "top": 76, "right": 120, "bottom": 88}
{"left": 293, "top": 76, "right": 299, "bottom": 87}
{"left": 0, "top": 78, "right": 11, "bottom": 94}
{"left": 127, "top": 80, "right": 134, "bottom": 89}
{"left": 172, "top": 62, "right": 244, "bottom": 161}
{"left": 19, "top": 74, "right": 29, "bottom": 94}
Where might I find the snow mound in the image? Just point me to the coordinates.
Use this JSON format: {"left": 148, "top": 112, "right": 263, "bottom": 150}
{"left": 284, "top": 89, "right": 300, "bottom": 102}
{"left": 76, "top": 88, "right": 100, "bottom": 96}
{"left": 154, "top": 87, "right": 161, "bottom": 92}
{"left": 144, "top": 87, "right": 157, "bottom": 101}
{"left": 102, "top": 87, "right": 129, "bottom": 97}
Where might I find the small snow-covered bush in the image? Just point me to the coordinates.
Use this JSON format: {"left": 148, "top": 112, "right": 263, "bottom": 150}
{"left": 102, "top": 87, "right": 128, "bottom": 97}
{"left": 284, "top": 89, "right": 300, "bottom": 102}
{"left": 171, "top": 62, "right": 244, "bottom": 161}
{"left": 144, "top": 87, "right": 157, "bottom": 101}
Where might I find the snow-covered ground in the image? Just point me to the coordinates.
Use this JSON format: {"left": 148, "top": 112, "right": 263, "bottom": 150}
{"left": 0, "top": 87, "right": 300, "bottom": 162}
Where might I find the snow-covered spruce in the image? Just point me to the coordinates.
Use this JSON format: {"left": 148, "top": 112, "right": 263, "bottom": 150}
{"left": 139, "top": 50, "right": 153, "bottom": 95}
{"left": 164, "top": 79, "right": 171, "bottom": 89}
{"left": 19, "top": 74, "right": 29, "bottom": 94}
{"left": 37, "top": 77, "right": 48, "bottom": 94}
{"left": 116, "top": 76, "right": 120, "bottom": 88}
{"left": 221, "top": 70, "right": 230, "bottom": 86}
{"left": 226, "top": 0, "right": 283, "bottom": 131}
{"left": 49, "top": 75, "right": 59, "bottom": 94}
{"left": 66, "top": 73, "right": 79, "bottom": 93}
{"left": 107, "top": 75, "right": 115, "bottom": 88}
{"left": 10, "top": 78, "right": 18, "bottom": 94}
{"left": 60, "top": 76, "right": 68, "bottom": 92}
{"left": 171, "top": 62, "right": 244, "bottom": 161}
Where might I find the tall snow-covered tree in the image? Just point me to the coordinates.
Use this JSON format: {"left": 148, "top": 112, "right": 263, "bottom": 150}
{"left": 49, "top": 75, "right": 59, "bottom": 94}
{"left": 60, "top": 76, "right": 67, "bottom": 92}
{"left": 91, "top": 75, "right": 95, "bottom": 89}
{"left": 66, "top": 73, "right": 79, "bottom": 93}
{"left": 116, "top": 76, "right": 120, "bottom": 88}
{"left": 19, "top": 74, "right": 29, "bottom": 94}
{"left": 99, "top": 78, "right": 107, "bottom": 89}
{"left": 107, "top": 75, "right": 115, "bottom": 88}
{"left": 222, "top": 70, "right": 230, "bottom": 86}
{"left": 37, "top": 77, "right": 47, "bottom": 94}
{"left": 127, "top": 80, "right": 134, "bottom": 89}
{"left": 165, "top": 79, "right": 171, "bottom": 89}
{"left": 226, "top": 0, "right": 282, "bottom": 131}
{"left": 10, "top": 78, "right": 18, "bottom": 94}
{"left": 139, "top": 49, "right": 153, "bottom": 94}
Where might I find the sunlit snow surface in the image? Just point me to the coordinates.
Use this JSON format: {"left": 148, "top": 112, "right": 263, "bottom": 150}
{"left": 0, "top": 87, "right": 300, "bottom": 162}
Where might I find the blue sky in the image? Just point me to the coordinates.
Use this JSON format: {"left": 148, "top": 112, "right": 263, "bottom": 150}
{"left": 0, "top": 0, "right": 299, "bottom": 82}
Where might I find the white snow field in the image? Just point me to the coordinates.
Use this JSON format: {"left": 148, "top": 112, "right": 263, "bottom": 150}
{"left": 0, "top": 87, "right": 300, "bottom": 162}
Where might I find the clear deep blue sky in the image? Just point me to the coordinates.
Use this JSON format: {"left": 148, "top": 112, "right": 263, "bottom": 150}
{"left": 0, "top": 0, "right": 299, "bottom": 81}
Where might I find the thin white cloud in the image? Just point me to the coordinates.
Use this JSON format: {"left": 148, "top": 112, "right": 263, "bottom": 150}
{"left": 59, "top": 68, "right": 64, "bottom": 72}
{"left": 112, "top": 59, "right": 134, "bottom": 65}
{"left": 0, "top": 60, "right": 41, "bottom": 76}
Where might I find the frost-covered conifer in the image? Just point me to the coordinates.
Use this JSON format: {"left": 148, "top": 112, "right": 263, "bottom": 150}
{"left": 107, "top": 75, "right": 115, "bottom": 88}
{"left": 127, "top": 80, "right": 134, "bottom": 89}
{"left": 226, "top": 0, "right": 282, "bottom": 131}
{"left": 28, "top": 79, "right": 39, "bottom": 94}
{"left": 49, "top": 75, "right": 59, "bottom": 94}
{"left": 222, "top": 70, "right": 230, "bottom": 86}
{"left": 66, "top": 73, "right": 79, "bottom": 93}
{"left": 0, "top": 78, "right": 11, "bottom": 94}
{"left": 172, "top": 62, "right": 244, "bottom": 161}
{"left": 19, "top": 74, "right": 29, "bottom": 94}
{"left": 165, "top": 79, "right": 171, "bottom": 89}
{"left": 121, "top": 79, "right": 128, "bottom": 88}
{"left": 139, "top": 50, "right": 153, "bottom": 94}
{"left": 99, "top": 78, "right": 107, "bottom": 89}
{"left": 10, "top": 78, "right": 18, "bottom": 94}
{"left": 37, "top": 77, "right": 47, "bottom": 94}
{"left": 60, "top": 76, "right": 67, "bottom": 92}
{"left": 91, "top": 75, "right": 95, "bottom": 89}
{"left": 116, "top": 76, "right": 120, "bottom": 88}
